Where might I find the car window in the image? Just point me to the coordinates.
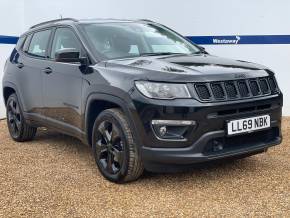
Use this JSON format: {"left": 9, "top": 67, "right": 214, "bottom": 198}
{"left": 27, "top": 30, "right": 51, "bottom": 57}
{"left": 22, "top": 34, "right": 32, "bottom": 52}
{"left": 51, "top": 28, "right": 81, "bottom": 59}
{"left": 16, "top": 36, "right": 26, "bottom": 50}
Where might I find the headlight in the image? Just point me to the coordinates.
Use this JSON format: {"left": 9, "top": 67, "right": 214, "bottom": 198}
{"left": 135, "top": 81, "right": 191, "bottom": 99}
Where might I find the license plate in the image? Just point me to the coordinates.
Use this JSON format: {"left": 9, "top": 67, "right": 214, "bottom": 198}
{"left": 227, "top": 115, "right": 270, "bottom": 136}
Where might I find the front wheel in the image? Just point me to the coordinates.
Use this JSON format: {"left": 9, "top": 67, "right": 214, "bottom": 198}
{"left": 6, "top": 93, "right": 37, "bottom": 142}
{"left": 92, "top": 108, "right": 144, "bottom": 183}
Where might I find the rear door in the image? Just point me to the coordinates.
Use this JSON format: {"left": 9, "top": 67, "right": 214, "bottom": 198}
{"left": 42, "top": 27, "right": 84, "bottom": 133}
{"left": 15, "top": 29, "right": 52, "bottom": 117}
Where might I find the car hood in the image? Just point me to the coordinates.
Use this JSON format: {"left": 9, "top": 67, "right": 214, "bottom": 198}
{"left": 103, "top": 54, "right": 270, "bottom": 82}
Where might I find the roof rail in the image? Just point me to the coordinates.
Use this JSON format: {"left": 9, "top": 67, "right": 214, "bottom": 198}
{"left": 138, "top": 19, "right": 154, "bottom": 23}
{"left": 30, "top": 18, "right": 78, "bottom": 29}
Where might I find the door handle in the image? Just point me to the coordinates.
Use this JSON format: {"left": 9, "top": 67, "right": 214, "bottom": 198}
{"left": 42, "top": 67, "right": 52, "bottom": 74}
{"left": 17, "top": 63, "right": 24, "bottom": 69}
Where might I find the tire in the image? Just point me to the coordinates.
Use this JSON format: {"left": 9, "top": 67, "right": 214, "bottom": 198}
{"left": 6, "top": 93, "right": 37, "bottom": 142}
{"left": 92, "top": 108, "right": 144, "bottom": 183}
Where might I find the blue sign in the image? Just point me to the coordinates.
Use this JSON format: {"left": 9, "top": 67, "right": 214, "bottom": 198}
{"left": 0, "top": 35, "right": 19, "bottom": 44}
{"left": 187, "top": 35, "right": 290, "bottom": 45}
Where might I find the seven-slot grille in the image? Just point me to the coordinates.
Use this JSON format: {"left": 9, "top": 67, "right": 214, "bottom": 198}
{"left": 194, "top": 76, "right": 278, "bottom": 102}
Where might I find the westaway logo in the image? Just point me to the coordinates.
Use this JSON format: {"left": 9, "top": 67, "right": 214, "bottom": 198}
{"left": 213, "top": 36, "right": 241, "bottom": 44}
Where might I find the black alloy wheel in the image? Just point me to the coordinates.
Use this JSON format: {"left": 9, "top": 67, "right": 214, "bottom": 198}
{"left": 6, "top": 94, "right": 37, "bottom": 142}
{"left": 7, "top": 97, "right": 22, "bottom": 138}
{"left": 95, "top": 120, "right": 124, "bottom": 174}
{"left": 92, "top": 109, "right": 143, "bottom": 183}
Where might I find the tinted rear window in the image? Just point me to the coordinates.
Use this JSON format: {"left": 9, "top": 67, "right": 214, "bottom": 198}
{"left": 16, "top": 36, "right": 25, "bottom": 50}
{"left": 22, "top": 34, "right": 32, "bottom": 52}
{"left": 27, "top": 29, "right": 51, "bottom": 57}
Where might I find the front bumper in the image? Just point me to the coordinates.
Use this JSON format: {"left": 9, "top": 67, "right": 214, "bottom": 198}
{"left": 141, "top": 126, "right": 281, "bottom": 171}
{"left": 129, "top": 91, "right": 283, "bottom": 171}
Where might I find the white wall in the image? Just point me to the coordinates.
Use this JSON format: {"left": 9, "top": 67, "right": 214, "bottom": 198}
{"left": 0, "top": 0, "right": 24, "bottom": 118}
{"left": 1, "top": 0, "right": 290, "bottom": 118}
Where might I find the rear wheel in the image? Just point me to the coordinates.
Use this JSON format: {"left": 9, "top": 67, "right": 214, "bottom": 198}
{"left": 6, "top": 94, "right": 37, "bottom": 142}
{"left": 92, "top": 108, "right": 143, "bottom": 183}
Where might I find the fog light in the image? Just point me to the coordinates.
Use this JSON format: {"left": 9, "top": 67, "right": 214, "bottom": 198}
{"left": 159, "top": 126, "right": 167, "bottom": 136}
{"left": 151, "top": 120, "right": 196, "bottom": 141}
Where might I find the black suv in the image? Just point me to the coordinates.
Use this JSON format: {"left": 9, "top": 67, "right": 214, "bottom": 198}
{"left": 2, "top": 18, "right": 282, "bottom": 183}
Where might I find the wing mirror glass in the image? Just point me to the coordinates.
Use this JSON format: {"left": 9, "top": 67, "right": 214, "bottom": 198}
{"left": 55, "top": 49, "right": 81, "bottom": 63}
{"left": 55, "top": 48, "right": 91, "bottom": 74}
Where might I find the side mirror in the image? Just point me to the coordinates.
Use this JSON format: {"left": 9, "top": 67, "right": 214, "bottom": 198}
{"left": 198, "top": 45, "right": 208, "bottom": 54}
{"left": 79, "top": 56, "right": 92, "bottom": 74}
{"left": 55, "top": 48, "right": 81, "bottom": 63}
{"left": 79, "top": 56, "right": 89, "bottom": 66}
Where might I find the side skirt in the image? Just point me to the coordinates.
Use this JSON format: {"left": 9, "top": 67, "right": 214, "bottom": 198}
{"left": 23, "top": 112, "right": 89, "bottom": 145}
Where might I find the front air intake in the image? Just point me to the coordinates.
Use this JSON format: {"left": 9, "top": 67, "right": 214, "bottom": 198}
{"left": 259, "top": 78, "right": 270, "bottom": 94}
{"left": 238, "top": 81, "right": 250, "bottom": 97}
{"left": 211, "top": 83, "right": 225, "bottom": 99}
{"left": 249, "top": 80, "right": 260, "bottom": 96}
{"left": 195, "top": 84, "right": 211, "bottom": 100}
{"left": 268, "top": 77, "right": 278, "bottom": 92}
{"left": 225, "top": 82, "right": 238, "bottom": 98}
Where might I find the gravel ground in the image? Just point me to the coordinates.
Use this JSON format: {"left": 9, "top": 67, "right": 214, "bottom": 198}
{"left": 0, "top": 118, "right": 289, "bottom": 217}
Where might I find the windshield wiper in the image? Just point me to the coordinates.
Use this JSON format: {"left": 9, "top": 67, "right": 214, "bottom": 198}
{"left": 139, "top": 52, "right": 186, "bottom": 57}
{"left": 193, "top": 48, "right": 208, "bottom": 55}
{"left": 193, "top": 51, "right": 207, "bottom": 54}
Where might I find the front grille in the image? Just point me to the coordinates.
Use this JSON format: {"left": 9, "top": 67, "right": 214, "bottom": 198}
{"left": 195, "top": 84, "right": 211, "bottom": 100}
{"left": 194, "top": 76, "right": 279, "bottom": 102}
{"left": 249, "top": 80, "right": 260, "bottom": 96}
{"left": 225, "top": 82, "right": 238, "bottom": 98}
{"left": 238, "top": 81, "right": 250, "bottom": 97}
{"left": 268, "top": 77, "right": 278, "bottom": 91}
{"left": 259, "top": 78, "right": 270, "bottom": 94}
{"left": 211, "top": 83, "right": 225, "bottom": 99}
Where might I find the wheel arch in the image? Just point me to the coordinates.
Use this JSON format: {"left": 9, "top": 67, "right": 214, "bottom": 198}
{"left": 2, "top": 82, "right": 22, "bottom": 107}
{"left": 3, "top": 86, "right": 16, "bottom": 106}
{"left": 84, "top": 93, "right": 141, "bottom": 147}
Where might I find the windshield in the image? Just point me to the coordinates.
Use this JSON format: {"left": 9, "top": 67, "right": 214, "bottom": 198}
{"left": 81, "top": 22, "right": 200, "bottom": 59}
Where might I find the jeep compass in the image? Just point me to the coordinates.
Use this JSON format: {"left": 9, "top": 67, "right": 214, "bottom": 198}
{"left": 2, "top": 18, "right": 283, "bottom": 183}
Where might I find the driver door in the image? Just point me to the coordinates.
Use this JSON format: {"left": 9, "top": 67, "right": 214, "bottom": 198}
{"left": 42, "top": 27, "right": 84, "bottom": 133}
